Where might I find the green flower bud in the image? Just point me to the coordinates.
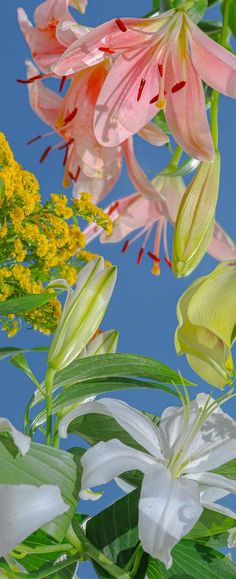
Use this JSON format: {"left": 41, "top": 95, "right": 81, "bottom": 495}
{"left": 47, "top": 258, "right": 117, "bottom": 371}
{"left": 172, "top": 152, "right": 221, "bottom": 277}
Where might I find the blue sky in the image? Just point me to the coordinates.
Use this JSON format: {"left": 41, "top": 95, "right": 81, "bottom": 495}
{"left": 1, "top": 1, "right": 236, "bottom": 576}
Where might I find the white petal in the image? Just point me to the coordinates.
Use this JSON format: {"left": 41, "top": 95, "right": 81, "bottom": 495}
{"left": 202, "top": 500, "right": 236, "bottom": 520}
{"left": 0, "top": 485, "right": 68, "bottom": 557}
{"left": 139, "top": 464, "right": 202, "bottom": 569}
{"left": 81, "top": 439, "right": 155, "bottom": 491}
{"left": 188, "top": 471, "right": 236, "bottom": 494}
{"left": 0, "top": 418, "right": 30, "bottom": 455}
{"left": 200, "top": 485, "right": 230, "bottom": 503}
{"left": 115, "top": 477, "right": 135, "bottom": 494}
{"left": 59, "top": 398, "right": 164, "bottom": 459}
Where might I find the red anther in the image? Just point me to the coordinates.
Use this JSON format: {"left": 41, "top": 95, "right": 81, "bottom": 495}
{"left": 59, "top": 75, "right": 67, "bottom": 93}
{"left": 116, "top": 18, "right": 127, "bottom": 32}
{"left": 147, "top": 251, "right": 161, "bottom": 263}
{"left": 17, "top": 74, "right": 44, "bottom": 84}
{"left": 137, "top": 78, "right": 146, "bottom": 102}
{"left": 171, "top": 80, "right": 186, "bottom": 94}
{"left": 69, "top": 165, "right": 80, "bottom": 182}
{"left": 58, "top": 138, "right": 74, "bottom": 151}
{"left": 63, "top": 147, "right": 69, "bottom": 167}
{"left": 158, "top": 64, "right": 164, "bottom": 77}
{"left": 137, "top": 247, "right": 144, "bottom": 265}
{"left": 149, "top": 93, "right": 159, "bottom": 104}
{"left": 27, "top": 135, "right": 42, "bottom": 145}
{"left": 107, "top": 201, "right": 119, "bottom": 215}
{"left": 122, "top": 239, "right": 130, "bottom": 253}
{"left": 63, "top": 107, "right": 78, "bottom": 125}
{"left": 164, "top": 256, "right": 172, "bottom": 268}
{"left": 99, "top": 46, "right": 115, "bottom": 54}
{"left": 40, "top": 146, "right": 52, "bottom": 163}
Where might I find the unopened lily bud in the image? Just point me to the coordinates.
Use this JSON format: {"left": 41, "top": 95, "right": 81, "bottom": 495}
{"left": 172, "top": 152, "right": 221, "bottom": 277}
{"left": 175, "top": 260, "right": 236, "bottom": 388}
{"left": 79, "top": 329, "right": 119, "bottom": 358}
{"left": 47, "top": 258, "right": 117, "bottom": 371}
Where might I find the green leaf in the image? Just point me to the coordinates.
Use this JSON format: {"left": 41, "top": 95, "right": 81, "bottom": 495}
{"left": 146, "top": 540, "right": 236, "bottom": 577}
{"left": 86, "top": 489, "right": 140, "bottom": 570}
{"left": 186, "top": 508, "right": 236, "bottom": 540}
{"left": 0, "top": 346, "right": 48, "bottom": 361}
{"left": 153, "top": 0, "right": 160, "bottom": 9}
{"left": 162, "top": 158, "right": 200, "bottom": 177}
{"left": 228, "top": 0, "right": 236, "bottom": 38}
{"left": 31, "top": 377, "right": 176, "bottom": 430}
{"left": 0, "top": 436, "right": 78, "bottom": 542}
{"left": 33, "top": 353, "right": 193, "bottom": 408}
{"left": 213, "top": 458, "right": 236, "bottom": 479}
{"left": 0, "top": 293, "right": 59, "bottom": 316}
{"left": 10, "top": 353, "right": 40, "bottom": 389}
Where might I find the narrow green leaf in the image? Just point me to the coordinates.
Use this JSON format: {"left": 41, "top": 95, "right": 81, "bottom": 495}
{"left": 0, "top": 436, "right": 78, "bottom": 542}
{"left": 186, "top": 508, "right": 236, "bottom": 540}
{"left": 146, "top": 540, "right": 236, "bottom": 577}
{"left": 0, "top": 293, "right": 59, "bottom": 316}
{"left": 10, "top": 353, "right": 40, "bottom": 389}
{"left": 32, "top": 353, "right": 193, "bottom": 407}
{"left": 162, "top": 157, "right": 200, "bottom": 177}
{"left": 213, "top": 458, "right": 236, "bottom": 479}
{"left": 0, "top": 346, "right": 48, "bottom": 361}
{"left": 86, "top": 489, "right": 140, "bottom": 569}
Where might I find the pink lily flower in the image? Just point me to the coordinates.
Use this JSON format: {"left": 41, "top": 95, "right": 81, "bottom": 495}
{"left": 26, "top": 61, "right": 168, "bottom": 202}
{"left": 84, "top": 175, "right": 236, "bottom": 275}
{"left": 54, "top": 9, "right": 236, "bottom": 160}
{"left": 17, "top": 0, "right": 89, "bottom": 74}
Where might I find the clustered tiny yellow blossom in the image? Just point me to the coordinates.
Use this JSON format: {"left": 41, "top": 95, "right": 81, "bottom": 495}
{"left": 0, "top": 134, "right": 113, "bottom": 337}
{"left": 73, "top": 193, "right": 112, "bottom": 234}
{"left": 79, "top": 250, "right": 112, "bottom": 269}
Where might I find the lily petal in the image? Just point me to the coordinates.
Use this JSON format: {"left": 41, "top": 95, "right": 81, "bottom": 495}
{"left": 165, "top": 45, "right": 214, "bottom": 161}
{"left": 59, "top": 398, "right": 165, "bottom": 459}
{"left": 139, "top": 463, "right": 202, "bottom": 568}
{"left": 188, "top": 471, "right": 236, "bottom": 495}
{"left": 122, "top": 139, "right": 160, "bottom": 199}
{"left": 0, "top": 418, "right": 30, "bottom": 456}
{"left": 138, "top": 122, "right": 169, "bottom": 147}
{"left": 80, "top": 439, "right": 155, "bottom": 490}
{"left": 208, "top": 222, "right": 236, "bottom": 261}
{"left": 26, "top": 61, "right": 62, "bottom": 127}
{"left": 188, "top": 16, "right": 236, "bottom": 98}
{"left": 0, "top": 484, "right": 68, "bottom": 557}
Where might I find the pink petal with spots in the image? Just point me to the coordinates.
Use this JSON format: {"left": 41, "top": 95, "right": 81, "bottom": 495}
{"left": 53, "top": 18, "right": 151, "bottom": 76}
{"left": 165, "top": 45, "right": 214, "bottom": 161}
{"left": 101, "top": 194, "right": 160, "bottom": 243}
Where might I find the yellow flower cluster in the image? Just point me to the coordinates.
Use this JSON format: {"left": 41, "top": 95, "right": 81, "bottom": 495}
{"left": 0, "top": 133, "right": 113, "bottom": 336}
{"left": 73, "top": 193, "right": 112, "bottom": 235}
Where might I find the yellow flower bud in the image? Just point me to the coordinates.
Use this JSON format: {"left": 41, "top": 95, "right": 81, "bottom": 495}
{"left": 172, "top": 153, "right": 221, "bottom": 277}
{"left": 175, "top": 260, "right": 236, "bottom": 388}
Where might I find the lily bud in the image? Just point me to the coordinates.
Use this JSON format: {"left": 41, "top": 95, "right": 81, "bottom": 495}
{"left": 47, "top": 258, "right": 117, "bottom": 371}
{"left": 175, "top": 260, "right": 236, "bottom": 388}
{"left": 79, "top": 329, "right": 119, "bottom": 358}
{"left": 172, "top": 152, "right": 221, "bottom": 277}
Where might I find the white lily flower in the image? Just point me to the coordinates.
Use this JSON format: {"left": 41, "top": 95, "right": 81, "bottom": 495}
{"left": 59, "top": 392, "right": 236, "bottom": 569}
{"left": 0, "top": 417, "right": 30, "bottom": 455}
{"left": 0, "top": 485, "right": 68, "bottom": 557}
{"left": 47, "top": 258, "right": 117, "bottom": 371}
{"left": 228, "top": 527, "right": 236, "bottom": 548}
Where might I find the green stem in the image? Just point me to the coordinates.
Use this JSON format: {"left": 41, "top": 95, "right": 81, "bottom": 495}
{"left": 68, "top": 525, "right": 131, "bottom": 579}
{"left": 45, "top": 366, "right": 56, "bottom": 445}
{"left": 168, "top": 145, "right": 183, "bottom": 169}
{"left": 210, "top": 0, "right": 231, "bottom": 150}
{"left": 11, "top": 543, "right": 73, "bottom": 557}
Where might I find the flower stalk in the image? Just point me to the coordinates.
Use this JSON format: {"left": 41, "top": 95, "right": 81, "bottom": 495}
{"left": 45, "top": 367, "right": 56, "bottom": 446}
